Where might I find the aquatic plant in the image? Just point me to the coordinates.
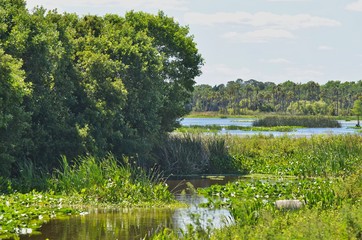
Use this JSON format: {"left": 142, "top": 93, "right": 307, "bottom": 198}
{"left": 253, "top": 116, "right": 341, "bottom": 128}
{"left": 0, "top": 191, "right": 79, "bottom": 239}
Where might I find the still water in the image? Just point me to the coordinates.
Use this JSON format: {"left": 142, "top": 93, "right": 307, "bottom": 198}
{"left": 19, "top": 118, "right": 359, "bottom": 239}
{"left": 20, "top": 178, "right": 236, "bottom": 240}
{"left": 181, "top": 118, "right": 361, "bottom": 136}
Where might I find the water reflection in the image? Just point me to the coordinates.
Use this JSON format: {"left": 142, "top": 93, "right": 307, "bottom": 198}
{"left": 21, "top": 208, "right": 175, "bottom": 240}
{"left": 20, "top": 177, "right": 235, "bottom": 240}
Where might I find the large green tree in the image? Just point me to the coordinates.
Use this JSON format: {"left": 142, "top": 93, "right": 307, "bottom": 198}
{"left": 0, "top": 1, "right": 203, "bottom": 173}
{"left": 0, "top": 49, "right": 31, "bottom": 176}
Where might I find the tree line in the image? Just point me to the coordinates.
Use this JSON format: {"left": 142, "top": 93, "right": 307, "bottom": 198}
{"left": 0, "top": 0, "right": 203, "bottom": 177}
{"left": 192, "top": 79, "right": 362, "bottom": 116}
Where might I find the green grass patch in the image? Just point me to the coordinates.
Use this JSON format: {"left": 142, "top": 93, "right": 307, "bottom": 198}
{"left": 49, "top": 155, "right": 174, "bottom": 206}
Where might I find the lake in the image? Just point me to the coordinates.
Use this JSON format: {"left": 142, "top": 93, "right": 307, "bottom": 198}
{"left": 181, "top": 118, "right": 361, "bottom": 136}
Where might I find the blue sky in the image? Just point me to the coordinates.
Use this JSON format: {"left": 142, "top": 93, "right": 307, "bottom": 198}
{"left": 26, "top": 0, "right": 362, "bottom": 85}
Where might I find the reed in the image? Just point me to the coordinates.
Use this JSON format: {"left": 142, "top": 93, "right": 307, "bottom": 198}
{"left": 153, "top": 134, "right": 236, "bottom": 175}
{"left": 48, "top": 155, "right": 174, "bottom": 205}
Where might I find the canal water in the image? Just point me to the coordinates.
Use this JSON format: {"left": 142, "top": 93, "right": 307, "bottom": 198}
{"left": 20, "top": 177, "right": 237, "bottom": 240}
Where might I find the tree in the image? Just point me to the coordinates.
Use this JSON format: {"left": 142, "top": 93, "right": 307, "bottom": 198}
{"left": 0, "top": 49, "right": 31, "bottom": 176}
{"left": 352, "top": 99, "right": 362, "bottom": 127}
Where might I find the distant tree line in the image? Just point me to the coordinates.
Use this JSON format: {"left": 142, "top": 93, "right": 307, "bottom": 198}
{"left": 192, "top": 79, "right": 362, "bottom": 116}
{"left": 0, "top": 0, "right": 203, "bottom": 176}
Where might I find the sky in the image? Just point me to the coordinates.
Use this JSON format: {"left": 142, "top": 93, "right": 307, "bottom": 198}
{"left": 26, "top": 0, "right": 362, "bottom": 86}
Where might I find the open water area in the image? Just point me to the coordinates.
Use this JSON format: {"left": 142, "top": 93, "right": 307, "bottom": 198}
{"left": 181, "top": 118, "right": 361, "bottom": 136}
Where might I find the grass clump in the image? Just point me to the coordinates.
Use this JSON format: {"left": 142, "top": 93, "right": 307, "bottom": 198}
{"left": 49, "top": 155, "right": 174, "bottom": 206}
{"left": 253, "top": 116, "right": 341, "bottom": 128}
{"left": 153, "top": 134, "right": 237, "bottom": 175}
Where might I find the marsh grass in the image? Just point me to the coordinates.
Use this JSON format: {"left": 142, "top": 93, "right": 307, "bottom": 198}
{"left": 253, "top": 116, "right": 341, "bottom": 128}
{"left": 227, "top": 134, "right": 362, "bottom": 177}
{"left": 153, "top": 134, "right": 237, "bottom": 175}
{"left": 152, "top": 134, "right": 362, "bottom": 239}
{"left": 48, "top": 155, "right": 174, "bottom": 205}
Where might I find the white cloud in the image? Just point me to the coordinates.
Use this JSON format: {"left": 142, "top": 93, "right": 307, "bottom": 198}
{"left": 267, "top": 0, "right": 310, "bottom": 2}
{"left": 184, "top": 11, "right": 341, "bottom": 30}
{"left": 222, "top": 29, "right": 295, "bottom": 43}
{"left": 346, "top": 0, "right": 362, "bottom": 12}
{"left": 318, "top": 45, "right": 333, "bottom": 51}
{"left": 284, "top": 67, "right": 325, "bottom": 82}
{"left": 196, "top": 64, "right": 254, "bottom": 85}
{"left": 26, "top": 0, "right": 188, "bottom": 13}
{"left": 263, "top": 58, "right": 291, "bottom": 64}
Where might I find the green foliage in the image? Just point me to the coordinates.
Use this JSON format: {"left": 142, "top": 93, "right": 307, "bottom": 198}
{"left": 352, "top": 99, "right": 362, "bottom": 127}
{"left": 253, "top": 116, "right": 341, "bottom": 128}
{"left": 48, "top": 155, "right": 174, "bottom": 205}
{"left": 0, "top": 49, "right": 31, "bottom": 177}
{"left": 192, "top": 79, "right": 362, "bottom": 116}
{"left": 0, "top": 5, "right": 203, "bottom": 176}
{"left": 229, "top": 135, "right": 362, "bottom": 177}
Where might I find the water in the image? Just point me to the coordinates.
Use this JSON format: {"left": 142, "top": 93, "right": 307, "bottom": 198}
{"left": 20, "top": 177, "right": 236, "bottom": 240}
{"left": 181, "top": 118, "right": 361, "bottom": 136}
{"left": 19, "top": 118, "right": 359, "bottom": 239}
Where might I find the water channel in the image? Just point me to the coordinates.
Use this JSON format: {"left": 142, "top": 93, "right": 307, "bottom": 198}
{"left": 20, "top": 177, "right": 237, "bottom": 240}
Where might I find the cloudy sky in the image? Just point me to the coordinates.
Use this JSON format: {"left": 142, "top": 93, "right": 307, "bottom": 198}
{"left": 26, "top": 0, "right": 362, "bottom": 85}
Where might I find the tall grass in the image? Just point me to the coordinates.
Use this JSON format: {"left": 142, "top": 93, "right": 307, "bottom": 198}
{"left": 253, "top": 116, "right": 341, "bottom": 128}
{"left": 227, "top": 134, "right": 362, "bottom": 177}
{"left": 153, "top": 134, "right": 237, "bottom": 175}
{"left": 48, "top": 155, "right": 174, "bottom": 205}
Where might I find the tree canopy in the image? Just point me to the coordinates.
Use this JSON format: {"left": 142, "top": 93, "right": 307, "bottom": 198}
{"left": 192, "top": 79, "right": 362, "bottom": 116}
{"left": 0, "top": 0, "right": 203, "bottom": 175}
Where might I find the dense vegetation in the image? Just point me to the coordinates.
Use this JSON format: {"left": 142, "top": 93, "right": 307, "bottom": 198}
{"left": 153, "top": 134, "right": 362, "bottom": 239}
{"left": 192, "top": 79, "right": 362, "bottom": 116}
{"left": 0, "top": 155, "right": 175, "bottom": 239}
{"left": 0, "top": 0, "right": 203, "bottom": 177}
